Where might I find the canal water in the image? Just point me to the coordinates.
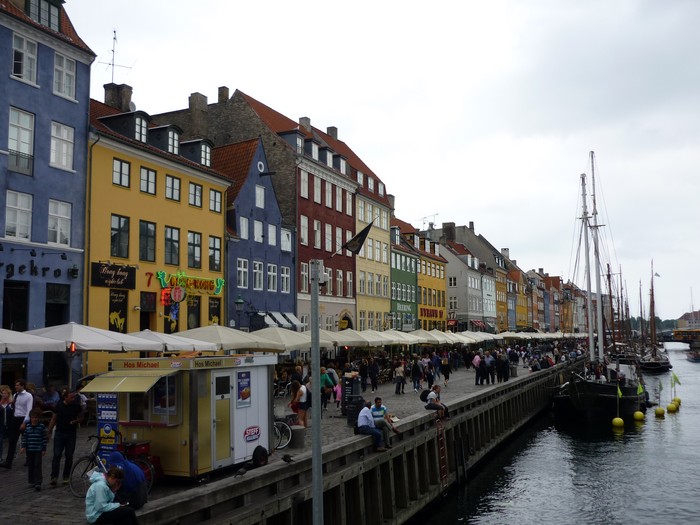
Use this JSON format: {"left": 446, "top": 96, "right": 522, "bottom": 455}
{"left": 412, "top": 343, "right": 697, "bottom": 525}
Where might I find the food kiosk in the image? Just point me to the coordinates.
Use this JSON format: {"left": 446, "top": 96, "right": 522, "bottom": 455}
{"left": 81, "top": 354, "right": 275, "bottom": 478}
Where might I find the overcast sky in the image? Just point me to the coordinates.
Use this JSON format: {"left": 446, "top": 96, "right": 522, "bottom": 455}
{"left": 67, "top": 0, "right": 700, "bottom": 320}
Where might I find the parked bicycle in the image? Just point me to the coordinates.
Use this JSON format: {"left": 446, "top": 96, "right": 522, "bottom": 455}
{"left": 69, "top": 434, "right": 109, "bottom": 498}
{"left": 272, "top": 412, "right": 298, "bottom": 450}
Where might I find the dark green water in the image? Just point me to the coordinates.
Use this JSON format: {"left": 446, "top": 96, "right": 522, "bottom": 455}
{"left": 414, "top": 343, "right": 696, "bottom": 525}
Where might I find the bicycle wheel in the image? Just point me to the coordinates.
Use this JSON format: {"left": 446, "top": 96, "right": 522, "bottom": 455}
{"left": 272, "top": 421, "right": 282, "bottom": 450}
{"left": 70, "top": 456, "right": 98, "bottom": 498}
{"left": 133, "top": 458, "right": 156, "bottom": 493}
{"left": 274, "top": 420, "right": 292, "bottom": 450}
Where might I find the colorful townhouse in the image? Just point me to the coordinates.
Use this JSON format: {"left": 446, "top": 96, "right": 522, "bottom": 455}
{"left": 86, "top": 84, "right": 230, "bottom": 348}
{"left": 500, "top": 248, "right": 530, "bottom": 331}
{"left": 212, "top": 138, "right": 296, "bottom": 331}
{"left": 0, "top": 0, "right": 93, "bottom": 386}
{"left": 389, "top": 222, "right": 418, "bottom": 331}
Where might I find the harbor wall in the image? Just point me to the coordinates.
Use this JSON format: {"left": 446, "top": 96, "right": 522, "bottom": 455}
{"left": 137, "top": 360, "right": 581, "bottom": 525}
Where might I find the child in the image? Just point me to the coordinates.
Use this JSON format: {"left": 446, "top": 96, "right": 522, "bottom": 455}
{"left": 86, "top": 467, "right": 139, "bottom": 524}
{"left": 21, "top": 408, "right": 47, "bottom": 490}
{"left": 334, "top": 382, "right": 342, "bottom": 409}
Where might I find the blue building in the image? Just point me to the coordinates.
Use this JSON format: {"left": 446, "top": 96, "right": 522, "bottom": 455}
{"left": 0, "top": 1, "right": 94, "bottom": 386}
{"left": 212, "top": 138, "right": 298, "bottom": 332}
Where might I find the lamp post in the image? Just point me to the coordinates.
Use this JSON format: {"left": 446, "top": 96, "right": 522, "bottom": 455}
{"left": 234, "top": 294, "right": 244, "bottom": 329}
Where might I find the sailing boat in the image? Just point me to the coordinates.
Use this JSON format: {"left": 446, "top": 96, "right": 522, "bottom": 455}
{"left": 554, "top": 152, "right": 647, "bottom": 424}
{"left": 639, "top": 263, "right": 672, "bottom": 373}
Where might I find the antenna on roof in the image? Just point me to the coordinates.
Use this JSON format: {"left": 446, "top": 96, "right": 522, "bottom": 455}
{"left": 97, "top": 29, "right": 133, "bottom": 83}
{"left": 418, "top": 213, "right": 438, "bottom": 230}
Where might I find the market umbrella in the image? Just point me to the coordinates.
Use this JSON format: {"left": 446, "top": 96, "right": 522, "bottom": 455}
{"left": 128, "top": 329, "right": 218, "bottom": 352}
{"left": 428, "top": 329, "right": 452, "bottom": 345}
{"left": 177, "top": 325, "right": 285, "bottom": 352}
{"left": 360, "top": 329, "right": 402, "bottom": 345}
{"left": 0, "top": 328, "right": 66, "bottom": 353}
{"left": 334, "top": 328, "right": 385, "bottom": 347}
{"left": 27, "top": 322, "right": 163, "bottom": 352}
{"left": 252, "top": 326, "right": 313, "bottom": 352}
{"left": 384, "top": 329, "right": 423, "bottom": 345}
{"left": 408, "top": 329, "right": 442, "bottom": 344}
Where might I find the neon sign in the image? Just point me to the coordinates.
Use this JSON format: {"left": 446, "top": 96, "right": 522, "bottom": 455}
{"left": 156, "top": 271, "right": 224, "bottom": 295}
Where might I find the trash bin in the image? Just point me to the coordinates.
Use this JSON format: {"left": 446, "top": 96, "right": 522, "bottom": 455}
{"left": 510, "top": 365, "right": 518, "bottom": 377}
{"left": 345, "top": 395, "right": 365, "bottom": 427}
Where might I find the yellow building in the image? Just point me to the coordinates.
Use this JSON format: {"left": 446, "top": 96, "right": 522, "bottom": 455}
{"left": 85, "top": 86, "right": 230, "bottom": 353}
{"left": 414, "top": 235, "right": 447, "bottom": 331}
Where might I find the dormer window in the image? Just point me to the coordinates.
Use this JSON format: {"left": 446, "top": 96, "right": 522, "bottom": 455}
{"left": 378, "top": 182, "right": 385, "bottom": 196}
{"left": 325, "top": 150, "right": 333, "bottom": 168}
{"left": 296, "top": 136, "right": 303, "bottom": 154}
{"left": 29, "top": 0, "right": 60, "bottom": 31}
{"left": 135, "top": 117, "right": 147, "bottom": 143}
{"left": 311, "top": 143, "right": 319, "bottom": 160}
{"left": 201, "top": 144, "right": 211, "bottom": 167}
{"left": 357, "top": 171, "right": 364, "bottom": 185}
{"left": 367, "top": 178, "right": 374, "bottom": 192}
{"left": 168, "top": 130, "right": 179, "bottom": 154}
{"left": 339, "top": 158, "right": 346, "bottom": 174}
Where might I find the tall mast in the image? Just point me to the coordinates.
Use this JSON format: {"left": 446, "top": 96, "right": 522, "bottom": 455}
{"left": 580, "top": 173, "right": 595, "bottom": 360}
{"left": 590, "top": 151, "right": 605, "bottom": 360}
{"left": 607, "top": 264, "right": 616, "bottom": 346}
{"left": 649, "top": 261, "right": 657, "bottom": 349}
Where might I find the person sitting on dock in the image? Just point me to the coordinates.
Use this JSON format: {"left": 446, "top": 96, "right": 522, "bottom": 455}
{"left": 425, "top": 385, "right": 450, "bottom": 420}
{"left": 371, "top": 397, "right": 400, "bottom": 448}
{"left": 357, "top": 401, "right": 386, "bottom": 452}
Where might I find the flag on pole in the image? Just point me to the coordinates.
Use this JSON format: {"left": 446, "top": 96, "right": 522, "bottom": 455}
{"left": 338, "top": 220, "right": 373, "bottom": 256}
{"left": 617, "top": 385, "right": 622, "bottom": 398}
{"left": 671, "top": 372, "right": 681, "bottom": 386}
{"left": 637, "top": 383, "right": 644, "bottom": 395}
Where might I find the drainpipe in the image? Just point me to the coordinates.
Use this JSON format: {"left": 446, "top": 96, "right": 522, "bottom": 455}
{"left": 85, "top": 132, "right": 100, "bottom": 326}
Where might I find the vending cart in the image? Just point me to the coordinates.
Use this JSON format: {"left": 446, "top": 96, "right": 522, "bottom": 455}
{"left": 81, "top": 354, "right": 275, "bottom": 478}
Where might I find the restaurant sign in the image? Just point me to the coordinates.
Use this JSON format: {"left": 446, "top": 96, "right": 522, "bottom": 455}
{"left": 156, "top": 270, "right": 224, "bottom": 295}
{"left": 91, "top": 262, "right": 136, "bottom": 289}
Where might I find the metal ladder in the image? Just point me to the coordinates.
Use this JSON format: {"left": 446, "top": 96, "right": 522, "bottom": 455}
{"left": 436, "top": 419, "right": 449, "bottom": 488}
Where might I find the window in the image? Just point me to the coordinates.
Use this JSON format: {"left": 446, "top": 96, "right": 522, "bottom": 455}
{"left": 296, "top": 136, "right": 303, "bottom": 154}
{"left": 339, "top": 158, "right": 346, "bottom": 174}
{"left": 110, "top": 215, "right": 129, "bottom": 258}
{"left": 113, "top": 159, "right": 130, "bottom": 187}
{"left": 313, "top": 220, "right": 321, "bottom": 249}
{"left": 345, "top": 230, "right": 352, "bottom": 256}
{"left": 254, "top": 220, "right": 263, "bottom": 243}
{"left": 448, "top": 276, "right": 457, "bottom": 287}
{"left": 201, "top": 144, "right": 211, "bottom": 167}
{"left": 135, "top": 117, "right": 147, "bottom": 142}
{"left": 314, "top": 176, "right": 321, "bottom": 204}
{"left": 336, "top": 269, "right": 343, "bottom": 297}
{"left": 325, "top": 182, "right": 332, "bottom": 208}
{"left": 367, "top": 203, "right": 373, "bottom": 223}
{"left": 209, "top": 189, "right": 222, "bottom": 213}
{"left": 368, "top": 177, "right": 374, "bottom": 192}
{"left": 253, "top": 261, "right": 263, "bottom": 290}
{"left": 188, "top": 183, "right": 202, "bottom": 207}
{"left": 358, "top": 271, "right": 366, "bottom": 295}
{"left": 300, "top": 171, "right": 308, "bottom": 199}
{"left": 48, "top": 199, "right": 71, "bottom": 246}
{"left": 237, "top": 259, "right": 249, "bottom": 288}
{"left": 325, "top": 150, "right": 333, "bottom": 168}
{"left": 325, "top": 223, "right": 332, "bottom": 252}
{"left": 366, "top": 239, "right": 373, "bottom": 260}
{"left": 301, "top": 262, "right": 309, "bottom": 293}
{"left": 346, "top": 272, "right": 353, "bottom": 297}
{"left": 300, "top": 216, "right": 308, "bottom": 245}
{"left": 281, "top": 266, "right": 291, "bottom": 293}
{"left": 268, "top": 224, "right": 277, "bottom": 246}
{"left": 29, "top": 0, "right": 59, "bottom": 31}
{"left": 378, "top": 182, "right": 385, "bottom": 196}
{"left": 168, "top": 130, "right": 179, "bottom": 154}
{"left": 267, "top": 264, "right": 278, "bottom": 292}
{"left": 367, "top": 272, "right": 374, "bottom": 296}
{"left": 357, "top": 171, "right": 364, "bottom": 185}
{"left": 336, "top": 227, "right": 342, "bottom": 252}
{"left": 209, "top": 236, "right": 221, "bottom": 271}
{"left": 165, "top": 175, "right": 180, "bottom": 201}
{"left": 281, "top": 228, "right": 292, "bottom": 252}
{"left": 382, "top": 243, "right": 388, "bottom": 264}
{"left": 336, "top": 188, "right": 343, "bottom": 212}
{"left": 346, "top": 192, "right": 352, "bottom": 216}
{"left": 12, "top": 34, "right": 37, "bottom": 83}
{"left": 358, "top": 200, "right": 365, "bottom": 222}
{"left": 5, "top": 191, "right": 32, "bottom": 240}
{"left": 188, "top": 231, "right": 202, "bottom": 268}
{"left": 165, "top": 226, "right": 179, "bottom": 265}
{"left": 383, "top": 275, "right": 389, "bottom": 297}
{"left": 8, "top": 108, "right": 34, "bottom": 175}
{"left": 137, "top": 220, "right": 156, "bottom": 261}
{"left": 255, "top": 185, "right": 265, "bottom": 208}
{"left": 140, "top": 167, "right": 156, "bottom": 194}
{"left": 53, "top": 53, "right": 75, "bottom": 99}
{"left": 239, "top": 216, "right": 249, "bottom": 239}
{"left": 311, "top": 143, "right": 319, "bottom": 160}
{"left": 325, "top": 267, "right": 332, "bottom": 294}
{"left": 359, "top": 311, "right": 365, "bottom": 331}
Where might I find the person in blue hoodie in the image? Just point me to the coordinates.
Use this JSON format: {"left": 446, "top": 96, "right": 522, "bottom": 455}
{"left": 85, "top": 467, "right": 139, "bottom": 524}
{"left": 107, "top": 451, "right": 148, "bottom": 509}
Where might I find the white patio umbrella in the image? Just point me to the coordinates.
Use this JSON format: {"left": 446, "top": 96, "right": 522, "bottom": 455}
{"left": 252, "top": 326, "right": 312, "bottom": 352}
{"left": 27, "top": 322, "right": 163, "bottom": 352}
{"left": 427, "top": 329, "right": 452, "bottom": 345}
{"left": 360, "top": 329, "right": 402, "bottom": 345}
{"left": 409, "top": 329, "right": 442, "bottom": 344}
{"left": 177, "top": 325, "right": 285, "bottom": 352}
{"left": 128, "top": 329, "right": 218, "bottom": 352}
{"left": 336, "top": 328, "right": 385, "bottom": 346}
{"left": 0, "top": 328, "right": 66, "bottom": 353}
{"left": 384, "top": 329, "right": 423, "bottom": 345}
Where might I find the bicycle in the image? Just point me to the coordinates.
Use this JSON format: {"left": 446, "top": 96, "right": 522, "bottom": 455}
{"left": 116, "top": 436, "right": 157, "bottom": 493}
{"left": 272, "top": 412, "right": 299, "bottom": 450}
{"left": 69, "top": 434, "right": 109, "bottom": 498}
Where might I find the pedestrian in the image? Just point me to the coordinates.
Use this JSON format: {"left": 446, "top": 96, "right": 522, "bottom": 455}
{"left": 368, "top": 358, "right": 380, "bottom": 393}
{"left": 442, "top": 359, "right": 452, "bottom": 387}
{"left": 289, "top": 380, "right": 308, "bottom": 427}
{"left": 107, "top": 451, "right": 148, "bottom": 509}
{"left": 0, "top": 378, "right": 34, "bottom": 469}
{"left": 359, "top": 359, "right": 368, "bottom": 393}
{"left": 393, "top": 361, "right": 405, "bottom": 395}
{"left": 370, "top": 397, "right": 401, "bottom": 448}
{"left": 21, "top": 408, "right": 47, "bottom": 490}
{"left": 85, "top": 467, "right": 139, "bottom": 524}
{"left": 47, "top": 390, "right": 83, "bottom": 486}
{"left": 411, "top": 358, "right": 422, "bottom": 392}
{"left": 0, "top": 385, "right": 13, "bottom": 461}
{"left": 425, "top": 362, "right": 435, "bottom": 389}
{"left": 319, "top": 367, "right": 335, "bottom": 411}
{"left": 356, "top": 401, "right": 386, "bottom": 452}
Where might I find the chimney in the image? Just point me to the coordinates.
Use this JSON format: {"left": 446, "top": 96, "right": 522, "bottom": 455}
{"left": 188, "top": 92, "right": 209, "bottom": 138}
{"left": 443, "top": 222, "right": 455, "bottom": 242}
{"left": 104, "top": 83, "right": 133, "bottom": 112}
{"left": 327, "top": 126, "right": 338, "bottom": 140}
{"left": 218, "top": 86, "right": 229, "bottom": 103}
{"left": 299, "top": 117, "right": 311, "bottom": 132}
{"left": 539, "top": 268, "right": 544, "bottom": 274}
{"left": 469, "top": 221, "right": 475, "bottom": 231}
{"left": 501, "top": 248, "right": 510, "bottom": 259}
{"left": 189, "top": 92, "right": 208, "bottom": 112}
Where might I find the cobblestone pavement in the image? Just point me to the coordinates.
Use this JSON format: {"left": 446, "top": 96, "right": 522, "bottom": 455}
{"left": 0, "top": 362, "right": 516, "bottom": 524}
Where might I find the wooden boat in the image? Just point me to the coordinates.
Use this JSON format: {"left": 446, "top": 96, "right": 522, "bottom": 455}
{"left": 639, "top": 264, "right": 672, "bottom": 373}
{"left": 686, "top": 350, "right": 700, "bottom": 363}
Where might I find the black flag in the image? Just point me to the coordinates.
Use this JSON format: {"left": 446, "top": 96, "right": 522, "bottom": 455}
{"left": 340, "top": 220, "right": 373, "bottom": 255}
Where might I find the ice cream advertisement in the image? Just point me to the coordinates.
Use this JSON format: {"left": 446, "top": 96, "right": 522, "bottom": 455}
{"left": 237, "top": 371, "right": 252, "bottom": 408}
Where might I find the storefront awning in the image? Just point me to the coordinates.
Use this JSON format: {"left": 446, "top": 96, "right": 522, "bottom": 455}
{"left": 81, "top": 369, "right": 178, "bottom": 393}
{"left": 284, "top": 312, "right": 306, "bottom": 330}
{"left": 470, "top": 320, "right": 486, "bottom": 329}
{"left": 270, "top": 311, "right": 292, "bottom": 329}
{"left": 264, "top": 314, "right": 277, "bottom": 327}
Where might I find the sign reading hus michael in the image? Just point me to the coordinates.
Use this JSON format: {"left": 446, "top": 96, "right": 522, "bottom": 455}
{"left": 91, "top": 262, "right": 136, "bottom": 289}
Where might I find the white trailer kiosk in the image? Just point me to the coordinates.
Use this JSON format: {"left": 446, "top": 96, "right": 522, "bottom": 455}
{"left": 82, "top": 354, "right": 275, "bottom": 477}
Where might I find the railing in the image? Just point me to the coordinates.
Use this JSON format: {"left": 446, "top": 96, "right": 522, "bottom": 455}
{"left": 9, "top": 149, "right": 33, "bottom": 176}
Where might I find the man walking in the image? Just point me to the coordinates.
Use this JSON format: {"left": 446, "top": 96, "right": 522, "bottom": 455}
{"left": 0, "top": 379, "right": 33, "bottom": 468}
{"left": 47, "top": 390, "right": 83, "bottom": 485}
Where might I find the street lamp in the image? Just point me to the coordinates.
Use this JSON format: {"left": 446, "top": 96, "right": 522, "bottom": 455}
{"left": 234, "top": 294, "right": 244, "bottom": 329}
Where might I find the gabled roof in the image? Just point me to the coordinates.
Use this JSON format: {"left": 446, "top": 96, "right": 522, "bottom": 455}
{"left": 391, "top": 217, "right": 418, "bottom": 234}
{"left": 0, "top": 1, "right": 94, "bottom": 56}
{"left": 211, "top": 138, "right": 259, "bottom": 203}
{"left": 445, "top": 240, "right": 473, "bottom": 257}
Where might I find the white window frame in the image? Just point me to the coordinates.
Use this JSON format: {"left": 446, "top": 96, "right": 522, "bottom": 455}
{"left": 209, "top": 189, "right": 222, "bottom": 213}
{"left": 300, "top": 170, "right": 309, "bottom": 199}
{"left": 313, "top": 220, "right": 321, "bottom": 249}
{"left": 237, "top": 258, "right": 249, "bottom": 289}
{"left": 336, "top": 269, "right": 343, "bottom": 297}
{"left": 48, "top": 199, "right": 71, "bottom": 246}
{"left": 346, "top": 272, "right": 353, "bottom": 297}
{"left": 53, "top": 53, "right": 76, "bottom": 99}
{"left": 12, "top": 34, "right": 37, "bottom": 84}
{"left": 253, "top": 220, "right": 264, "bottom": 243}
{"left": 135, "top": 116, "right": 147, "bottom": 142}
{"left": 336, "top": 188, "right": 343, "bottom": 212}
{"left": 313, "top": 176, "right": 322, "bottom": 204}
{"left": 301, "top": 262, "right": 309, "bottom": 293}
{"left": 335, "top": 227, "right": 342, "bottom": 252}
{"left": 5, "top": 190, "right": 33, "bottom": 241}
{"left": 201, "top": 144, "right": 211, "bottom": 167}
{"left": 281, "top": 266, "right": 291, "bottom": 294}
{"left": 378, "top": 182, "right": 385, "bottom": 196}
{"left": 358, "top": 199, "right": 365, "bottom": 222}
{"left": 267, "top": 224, "right": 277, "bottom": 246}
{"left": 346, "top": 192, "right": 352, "bottom": 216}
{"left": 49, "top": 122, "right": 74, "bottom": 171}
{"left": 300, "top": 215, "right": 308, "bottom": 246}
{"left": 267, "top": 263, "right": 278, "bottom": 292}
{"left": 255, "top": 185, "right": 265, "bottom": 208}
{"left": 367, "top": 177, "right": 374, "bottom": 192}
{"left": 281, "top": 228, "right": 292, "bottom": 252}
{"left": 325, "top": 181, "right": 332, "bottom": 208}
{"left": 239, "top": 216, "right": 249, "bottom": 240}
{"left": 253, "top": 261, "right": 264, "bottom": 290}
{"left": 9, "top": 107, "right": 34, "bottom": 172}
{"left": 325, "top": 223, "right": 332, "bottom": 252}
{"left": 168, "top": 130, "right": 179, "bottom": 154}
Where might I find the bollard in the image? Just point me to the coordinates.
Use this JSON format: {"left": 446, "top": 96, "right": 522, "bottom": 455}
{"left": 289, "top": 425, "right": 306, "bottom": 449}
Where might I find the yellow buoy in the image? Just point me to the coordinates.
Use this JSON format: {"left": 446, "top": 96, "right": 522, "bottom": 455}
{"left": 612, "top": 417, "right": 624, "bottom": 428}
{"left": 672, "top": 397, "right": 681, "bottom": 406}
{"left": 654, "top": 407, "right": 665, "bottom": 418}
{"left": 633, "top": 411, "right": 645, "bottom": 421}
{"left": 667, "top": 403, "right": 678, "bottom": 413}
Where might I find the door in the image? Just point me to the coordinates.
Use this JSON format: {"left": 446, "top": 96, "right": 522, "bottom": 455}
{"left": 211, "top": 371, "right": 235, "bottom": 469}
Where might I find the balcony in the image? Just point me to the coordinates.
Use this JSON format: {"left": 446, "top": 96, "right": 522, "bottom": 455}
{"left": 9, "top": 150, "right": 33, "bottom": 176}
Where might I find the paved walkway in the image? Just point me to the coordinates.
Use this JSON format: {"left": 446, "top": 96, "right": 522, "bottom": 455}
{"left": 0, "top": 362, "right": 522, "bottom": 524}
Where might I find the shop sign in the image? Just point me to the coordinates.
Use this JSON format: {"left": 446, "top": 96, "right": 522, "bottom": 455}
{"left": 91, "top": 262, "right": 136, "bottom": 289}
{"left": 156, "top": 270, "right": 224, "bottom": 295}
{"left": 243, "top": 425, "right": 260, "bottom": 442}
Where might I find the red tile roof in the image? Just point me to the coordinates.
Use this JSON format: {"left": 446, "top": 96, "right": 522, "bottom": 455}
{"left": 211, "top": 139, "right": 259, "bottom": 204}
{"left": 391, "top": 217, "right": 418, "bottom": 233}
{"left": 1, "top": 2, "right": 94, "bottom": 55}
{"left": 445, "top": 240, "right": 473, "bottom": 256}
